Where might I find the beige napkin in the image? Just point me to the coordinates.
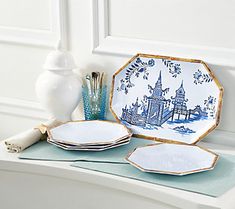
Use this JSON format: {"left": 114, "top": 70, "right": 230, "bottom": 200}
{"left": 4, "top": 119, "right": 61, "bottom": 153}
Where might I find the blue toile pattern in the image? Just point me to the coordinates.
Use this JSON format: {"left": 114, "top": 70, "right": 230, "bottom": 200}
{"left": 117, "top": 57, "right": 155, "bottom": 94}
{"left": 120, "top": 71, "right": 210, "bottom": 133}
{"left": 193, "top": 69, "right": 213, "bottom": 85}
{"left": 173, "top": 126, "right": 196, "bottom": 134}
{"left": 204, "top": 96, "right": 217, "bottom": 118}
{"left": 162, "top": 59, "right": 181, "bottom": 78}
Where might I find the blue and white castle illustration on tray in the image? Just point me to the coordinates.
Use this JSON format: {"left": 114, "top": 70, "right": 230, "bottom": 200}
{"left": 121, "top": 71, "right": 210, "bottom": 134}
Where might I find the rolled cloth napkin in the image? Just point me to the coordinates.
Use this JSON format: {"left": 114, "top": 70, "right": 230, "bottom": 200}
{"left": 4, "top": 119, "right": 61, "bottom": 153}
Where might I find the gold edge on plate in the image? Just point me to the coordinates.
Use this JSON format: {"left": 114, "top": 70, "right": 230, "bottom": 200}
{"left": 47, "top": 120, "right": 132, "bottom": 146}
{"left": 48, "top": 133, "right": 132, "bottom": 146}
{"left": 47, "top": 138, "right": 130, "bottom": 149}
{"left": 125, "top": 143, "right": 219, "bottom": 176}
{"left": 109, "top": 53, "right": 224, "bottom": 145}
{"left": 138, "top": 53, "right": 203, "bottom": 63}
{"left": 48, "top": 137, "right": 131, "bottom": 151}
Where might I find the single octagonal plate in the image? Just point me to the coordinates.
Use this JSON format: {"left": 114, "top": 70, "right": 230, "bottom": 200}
{"left": 47, "top": 120, "right": 132, "bottom": 146}
{"left": 126, "top": 143, "right": 219, "bottom": 176}
{"left": 110, "top": 54, "right": 223, "bottom": 144}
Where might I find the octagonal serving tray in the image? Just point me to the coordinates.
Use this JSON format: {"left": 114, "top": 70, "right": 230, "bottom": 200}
{"left": 125, "top": 143, "right": 219, "bottom": 176}
{"left": 110, "top": 54, "right": 223, "bottom": 144}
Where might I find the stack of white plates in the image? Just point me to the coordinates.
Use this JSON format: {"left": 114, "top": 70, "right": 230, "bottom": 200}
{"left": 47, "top": 120, "right": 132, "bottom": 151}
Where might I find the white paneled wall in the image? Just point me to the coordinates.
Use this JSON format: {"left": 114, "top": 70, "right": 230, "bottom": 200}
{"left": 109, "top": 0, "right": 235, "bottom": 49}
{"left": 0, "top": 0, "right": 50, "bottom": 30}
{"left": 0, "top": 0, "right": 234, "bottom": 144}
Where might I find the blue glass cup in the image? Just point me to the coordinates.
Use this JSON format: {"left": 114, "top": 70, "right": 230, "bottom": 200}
{"left": 82, "top": 85, "right": 107, "bottom": 120}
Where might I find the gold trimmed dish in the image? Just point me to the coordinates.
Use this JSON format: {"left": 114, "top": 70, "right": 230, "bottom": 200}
{"left": 47, "top": 137, "right": 130, "bottom": 151}
{"left": 47, "top": 120, "right": 132, "bottom": 151}
{"left": 110, "top": 53, "right": 223, "bottom": 144}
{"left": 126, "top": 143, "right": 219, "bottom": 176}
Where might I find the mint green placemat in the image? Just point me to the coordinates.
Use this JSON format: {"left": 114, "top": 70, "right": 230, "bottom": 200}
{"left": 19, "top": 138, "right": 154, "bottom": 163}
{"left": 71, "top": 155, "right": 234, "bottom": 197}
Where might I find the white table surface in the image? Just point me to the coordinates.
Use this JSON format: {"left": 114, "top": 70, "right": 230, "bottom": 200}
{"left": 0, "top": 141, "right": 235, "bottom": 209}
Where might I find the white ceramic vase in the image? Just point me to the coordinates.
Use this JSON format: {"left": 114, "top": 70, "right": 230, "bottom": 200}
{"left": 35, "top": 49, "right": 82, "bottom": 122}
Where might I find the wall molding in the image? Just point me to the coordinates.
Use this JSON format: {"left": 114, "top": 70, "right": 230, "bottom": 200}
{"left": 0, "top": 0, "right": 67, "bottom": 48}
{"left": 92, "top": 0, "right": 235, "bottom": 67}
{"left": 0, "top": 97, "right": 48, "bottom": 120}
